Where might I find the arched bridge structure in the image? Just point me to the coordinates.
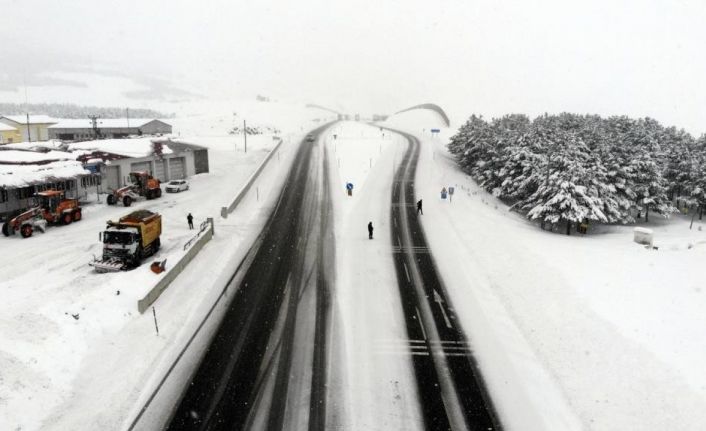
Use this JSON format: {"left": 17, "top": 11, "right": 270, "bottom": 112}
{"left": 394, "top": 103, "right": 451, "bottom": 127}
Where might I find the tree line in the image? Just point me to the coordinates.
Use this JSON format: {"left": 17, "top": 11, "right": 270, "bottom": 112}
{"left": 0, "top": 103, "right": 171, "bottom": 119}
{"left": 448, "top": 113, "right": 706, "bottom": 234}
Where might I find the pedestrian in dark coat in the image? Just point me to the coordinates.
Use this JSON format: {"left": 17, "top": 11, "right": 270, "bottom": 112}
{"left": 417, "top": 199, "right": 423, "bottom": 215}
{"left": 368, "top": 221, "right": 374, "bottom": 239}
{"left": 187, "top": 213, "right": 194, "bottom": 230}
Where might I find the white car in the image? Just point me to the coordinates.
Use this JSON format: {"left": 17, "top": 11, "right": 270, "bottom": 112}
{"left": 165, "top": 179, "right": 189, "bottom": 193}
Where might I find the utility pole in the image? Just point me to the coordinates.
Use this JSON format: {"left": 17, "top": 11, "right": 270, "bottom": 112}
{"left": 89, "top": 115, "right": 100, "bottom": 139}
{"left": 24, "top": 75, "right": 31, "bottom": 142}
{"left": 126, "top": 107, "right": 130, "bottom": 128}
{"left": 243, "top": 120, "right": 247, "bottom": 153}
{"left": 26, "top": 113, "right": 31, "bottom": 142}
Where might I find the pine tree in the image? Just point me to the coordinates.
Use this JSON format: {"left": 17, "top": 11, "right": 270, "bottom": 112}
{"left": 522, "top": 126, "right": 608, "bottom": 234}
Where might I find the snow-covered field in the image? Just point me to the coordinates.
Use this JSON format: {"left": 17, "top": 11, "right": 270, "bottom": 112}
{"left": 385, "top": 110, "right": 706, "bottom": 430}
{"left": 0, "top": 102, "right": 333, "bottom": 430}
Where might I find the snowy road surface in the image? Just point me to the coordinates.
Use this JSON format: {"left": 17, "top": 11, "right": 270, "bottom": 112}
{"left": 164, "top": 122, "right": 498, "bottom": 430}
{"left": 167, "top": 124, "right": 335, "bottom": 430}
{"left": 389, "top": 129, "right": 498, "bottom": 430}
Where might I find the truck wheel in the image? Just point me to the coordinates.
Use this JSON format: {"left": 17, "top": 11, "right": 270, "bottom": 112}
{"left": 153, "top": 237, "right": 161, "bottom": 253}
{"left": 107, "top": 195, "right": 115, "bottom": 205}
{"left": 155, "top": 188, "right": 162, "bottom": 198}
{"left": 62, "top": 213, "right": 73, "bottom": 225}
{"left": 20, "top": 224, "right": 33, "bottom": 238}
{"left": 2, "top": 222, "right": 10, "bottom": 237}
{"left": 133, "top": 246, "right": 143, "bottom": 267}
{"left": 73, "top": 210, "right": 82, "bottom": 222}
{"left": 145, "top": 189, "right": 153, "bottom": 200}
{"left": 123, "top": 196, "right": 132, "bottom": 207}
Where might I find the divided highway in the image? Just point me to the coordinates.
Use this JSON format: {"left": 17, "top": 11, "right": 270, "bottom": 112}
{"left": 163, "top": 124, "right": 499, "bottom": 431}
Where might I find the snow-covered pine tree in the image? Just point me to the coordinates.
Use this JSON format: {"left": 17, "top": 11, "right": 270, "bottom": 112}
{"left": 690, "top": 140, "right": 706, "bottom": 220}
{"left": 600, "top": 116, "right": 639, "bottom": 222}
{"left": 447, "top": 115, "right": 495, "bottom": 178}
{"left": 496, "top": 116, "right": 547, "bottom": 201}
{"left": 660, "top": 126, "right": 697, "bottom": 207}
{"left": 521, "top": 125, "right": 608, "bottom": 234}
{"left": 625, "top": 118, "right": 675, "bottom": 221}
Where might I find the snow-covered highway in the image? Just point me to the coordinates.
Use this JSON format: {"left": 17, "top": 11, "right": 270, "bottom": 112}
{"left": 389, "top": 129, "right": 498, "bottom": 430}
{"left": 166, "top": 124, "right": 335, "bottom": 430}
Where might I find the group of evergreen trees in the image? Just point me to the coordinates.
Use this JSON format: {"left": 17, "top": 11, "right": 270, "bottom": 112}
{"left": 448, "top": 113, "right": 706, "bottom": 234}
{"left": 0, "top": 103, "right": 170, "bottom": 119}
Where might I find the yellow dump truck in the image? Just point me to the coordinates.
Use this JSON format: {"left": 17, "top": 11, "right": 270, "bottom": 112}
{"left": 90, "top": 210, "right": 162, "bottom": 272}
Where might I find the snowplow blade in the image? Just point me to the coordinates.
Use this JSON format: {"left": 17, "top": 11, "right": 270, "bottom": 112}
{"left": 90, "top": 258, "right": 126, "bottom": 273}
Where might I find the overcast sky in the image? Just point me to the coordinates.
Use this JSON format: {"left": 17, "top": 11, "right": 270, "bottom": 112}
{"left": 2, "top": 0, "right": 706, "bottom": 132}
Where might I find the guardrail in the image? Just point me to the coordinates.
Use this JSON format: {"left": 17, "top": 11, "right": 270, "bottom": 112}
{"left": 221, "top": 137, "right": 284, "bottom": 218}
{"left": 137, "top": 217, "right": 214, "bottom": 313}
{"left": 183, "top": 219, "right": 210, "bottom": 251}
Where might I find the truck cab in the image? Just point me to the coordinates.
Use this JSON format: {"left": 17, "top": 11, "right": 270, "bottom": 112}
{"left": 91, "top": 210, "right": 162, "bottom": 272}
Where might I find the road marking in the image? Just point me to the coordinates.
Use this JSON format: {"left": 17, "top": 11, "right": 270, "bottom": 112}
{"left": 403, "top": 262, "right": 411, "bottom": 282}
{"left": 392, "top": 246, "right": 429, "bottom": 254}
{"left": 433, "top": 290, "right": 453, "bottom": 329}
{"left": 415, "top": 307, "right": 427, "bottom": 340}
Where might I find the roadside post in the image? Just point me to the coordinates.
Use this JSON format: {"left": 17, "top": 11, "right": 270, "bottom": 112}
{"left": 448, "top": 186, "right": 454, "bottom": 202}
{"left": 346, "top": 182, "right": 354, "bottom": 196}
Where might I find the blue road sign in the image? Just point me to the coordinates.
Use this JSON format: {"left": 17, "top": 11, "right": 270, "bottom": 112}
{"left": 431, "top": 128, "right": 441, "bottom": 133}
{"left": 346, "top": 183, "right": 354, "bottom": 190}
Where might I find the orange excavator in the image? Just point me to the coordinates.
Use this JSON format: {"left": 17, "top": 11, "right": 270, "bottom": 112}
{"left": 107, "top": 171, "right": 162, "bottom": 207}
{"left": 1, "top": 190, "right": 82, "bottom": 238}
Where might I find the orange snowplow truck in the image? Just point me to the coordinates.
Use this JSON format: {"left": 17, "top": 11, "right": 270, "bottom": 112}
{"left": 107, "top": 171, "right": 162, "bottom": 207}
{"left": 1, "top": 190, "right": 82, "bottom": 238}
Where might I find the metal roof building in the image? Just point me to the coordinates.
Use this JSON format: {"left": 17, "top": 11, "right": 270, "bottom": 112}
{"left": 48, "top": 118, "right": 172, "bottom": 141}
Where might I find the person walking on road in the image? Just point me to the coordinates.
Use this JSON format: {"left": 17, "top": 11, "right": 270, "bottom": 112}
{"left": 368, "top": 221, "right": 374, "bottom": 239}
{"left": 187, "top": 213, "right": 194, "bottom": 230}
{"left": 417, "top": 199, "right": 423, "bottom": 215}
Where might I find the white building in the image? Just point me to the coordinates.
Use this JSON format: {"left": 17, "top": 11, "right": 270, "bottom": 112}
{"left": 0, "top": 137, "right": 208, "bottom": 220}
{"left": 69, "top": 137, "right": 209, "bottom": 191}
{"left": 0, "top": 149, "right": 94, "bottom": 219}
{"left": 48, "top": 118, "right": 172, "bottom": 141}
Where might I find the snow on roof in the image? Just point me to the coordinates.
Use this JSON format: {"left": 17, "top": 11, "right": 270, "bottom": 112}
{"left": 0, "top": 123, "right": 17, "bottom": 132}
{"left": 0, "top": 160, "right": 89, "bottom": 188}
{"left": 48, "top": 118, "right": 160, "bottom": 129}
{"left": 0, "top": 115, "right": 57, "bottom": 125}
{"left": 0, "top": 149, "right": 75, "bottom": 164}
{"left": 68, "top": 137, "right": 173, "bottom": 158}
{"left": 2, "top": 140, "right": 67, "bottom": 151}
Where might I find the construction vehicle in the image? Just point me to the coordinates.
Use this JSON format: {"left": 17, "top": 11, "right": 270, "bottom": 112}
{"left": 2, "top": 190, "right": 82, "bottom": 238}
{"left": 107, "top": 171, "right": 162, "bottom": 207}
{"left": 90, "top": 210, "right": 162, "bottom": 272}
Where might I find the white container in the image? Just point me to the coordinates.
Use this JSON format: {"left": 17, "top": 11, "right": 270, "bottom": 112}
{"left": 633, "top": 227, "right": 654, "bottom": 245}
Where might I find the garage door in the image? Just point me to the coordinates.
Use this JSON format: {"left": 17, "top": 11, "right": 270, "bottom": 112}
{"left": 154, "top": 160, "right": 167, "bottom": 181}
{"left": 130, "top": 161, "right": 152, "bottom": 175}
{"left": 105, "top": 166, "right": 120, "bottom": 190}
{"left": 168, "top": 157, "right": 185, "bottom": 179}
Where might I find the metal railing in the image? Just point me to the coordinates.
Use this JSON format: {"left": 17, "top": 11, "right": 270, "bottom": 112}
{"left": 183, "top": 219, "right": 210, "bottom": 251}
